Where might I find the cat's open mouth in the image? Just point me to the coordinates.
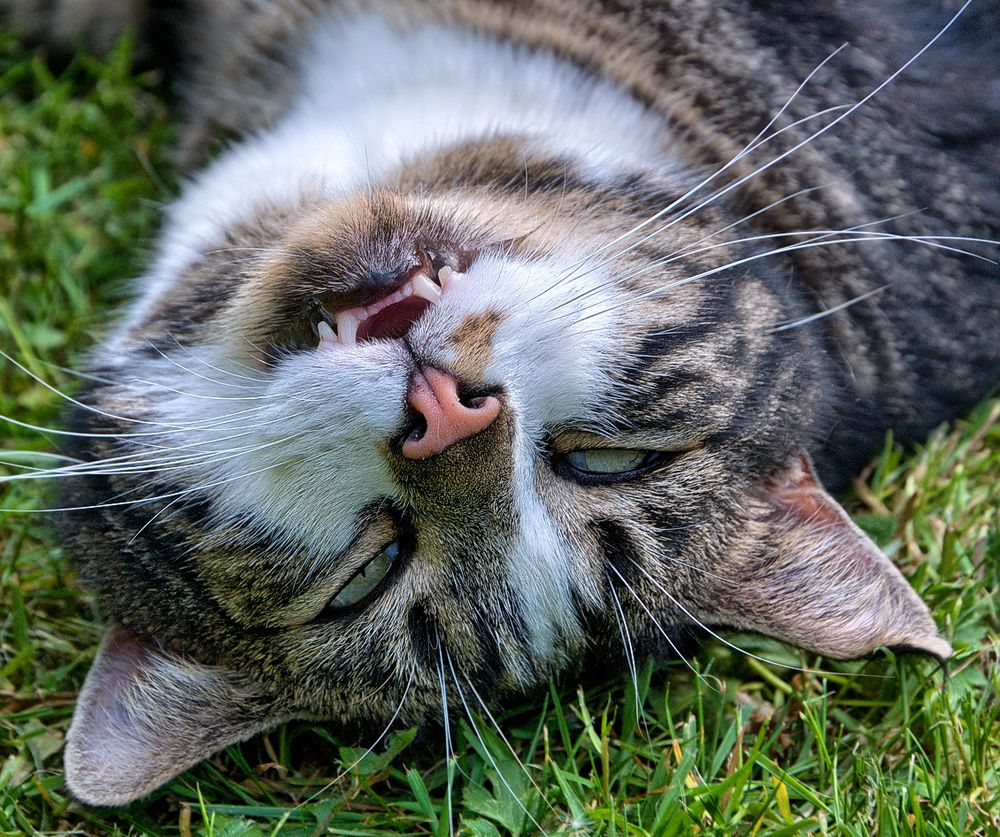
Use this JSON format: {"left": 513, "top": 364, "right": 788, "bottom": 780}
{"left": 314, "top": 264, "right": 465, "bottom": 346}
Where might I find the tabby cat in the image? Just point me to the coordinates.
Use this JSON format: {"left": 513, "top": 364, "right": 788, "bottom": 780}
{"left": 4, "top": 0, "right": 998, "bottom": 807}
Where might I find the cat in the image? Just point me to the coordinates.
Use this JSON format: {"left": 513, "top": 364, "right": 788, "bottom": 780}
{"left": 3, "top": 0, "right": 998, "bottom": 808}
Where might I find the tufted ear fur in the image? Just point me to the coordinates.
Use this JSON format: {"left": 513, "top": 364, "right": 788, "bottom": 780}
{"left": 64, "top": 625, "right": 283, "bottom": 806}
{"left": 712, "top": 451, "right": 951, "bottom": 661}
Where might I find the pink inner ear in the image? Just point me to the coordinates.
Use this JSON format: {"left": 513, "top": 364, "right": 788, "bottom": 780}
{"left": 769, "top": 451, "right": 844, "bottom": 525}
{"left": 63, "top": 624, "right": 280, "bottom": 807}
{"left": 82, "top": 625, "right": 147, "bottom": 723}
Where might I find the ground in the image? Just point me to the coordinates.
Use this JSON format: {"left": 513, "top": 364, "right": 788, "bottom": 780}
{"left": 0, "top": 35, "right": 997, "bottom": 837}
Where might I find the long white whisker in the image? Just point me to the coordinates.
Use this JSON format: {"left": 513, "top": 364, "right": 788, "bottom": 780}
{"left": 542, "top": 231, "right": 996, "bottom": 339}
{"left": 767, "top": 285, "right": 888, "bottom": 333}
{"left": 0, "top": 442, "right": 297, "bottom": 514}
{"left": 445, "top": 654, "right": 548, "bottom": 835}
{"left": 0, "top": 413, "right": 316, "bottom": 483}
{"left": 435, "top": 629, "right": 456, "bottom": 837}
{"left": 605, "top": 563, "right": 720, "bottom": 692}
{"left": 143, "top": 339, "right": 267, "bottom": 392}
{"left": 457, "top": 671, "right": 560, "bottom": 819}
{"left": 626, "top": 556, "right": 890, "bottom": 680}
{"left": 294, "top": 668, "right": 416, "bottom": 810}
{"left": 605, "top": 575, "right": 647, "bottom": 729}
{"left": 0, "top": 349, "right": 215, "bottom": 429}
{"left": 560, "top": 63, "right": 851, "bottom": 276}
{"left": 565, "top": 1, "right": 972, "bottom": 280}
{"left": 168, "top": 334, "right": 271, "bottom": 385}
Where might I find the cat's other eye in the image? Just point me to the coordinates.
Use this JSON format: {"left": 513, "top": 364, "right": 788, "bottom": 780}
{"left": 328, "top": 541, "right": 399, "bottom": 610}
{"left": 556, "top": 448, "right": 663, "bottom": 485}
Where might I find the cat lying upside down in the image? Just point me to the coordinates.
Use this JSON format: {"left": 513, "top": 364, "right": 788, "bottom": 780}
{"left": 4, "top": 0, "right": 998, "bottom": 807}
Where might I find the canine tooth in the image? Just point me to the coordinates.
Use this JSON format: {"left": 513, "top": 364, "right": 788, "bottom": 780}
{"left": 336, "top": 311, "right": 359, "bottom": 344}
{"left": 316, "top": 321, "right": 336, "bottom": 344}
{"left": 356, "top": 309, "right": 368, "bottom": 321}
{"left": 401, "top": 283, "right": 414, "bottom": 297}
{"left": 410, "top": 272, "right": 443, "bottom": 303}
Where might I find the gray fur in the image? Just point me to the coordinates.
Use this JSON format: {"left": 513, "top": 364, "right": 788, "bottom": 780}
{"left": 3, "top": 0, "right": 995, "bottom": 805}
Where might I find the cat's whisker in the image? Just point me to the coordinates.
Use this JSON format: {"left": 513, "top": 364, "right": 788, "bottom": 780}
{"left": 124, "top": 372, "right": 288, "bottom": 403}
{"left": 445, "top": 654, "right": 549, "bottom": 835}
{"left": 767, "top": 286, "right": 889, "bottom": 333}
{"left": 621, "top": 230, "right": 999, "bottom": 290}
{"left": 0, "top": 451, "right": 86, "bottom": 467}
{"left": 130, "top": 493, "right": 189, "bottom": 543}
{"left": 605, "top": 572, "right": 649, "bottom": 730}
{"left": 0, "top": 440, "right": 303, "bottom": 513}
{"left": 738, "top": 43, "right": 849, "bottom": 165}
{"left": 605, "top": 562, "right": 721, "bottom": 692}
{"left": 0, "top": 349, "right": 230, "bottom": 429}
{"left": 539, "top": 210, "right": 969, "bottom": 324}
{"left": 561, "top": 98, "right": 850, "bottom": 284}
{"left": 570, "top": 0, "right": 974, "bottom": 281}
{"left": 142, "top": 340, "right": 269, "bottom": 392}
{"left": 239, "top": 334, "right": 295, "bottom": 368}
{"left": 0, "top": 410, "right": 314, "bottom": 484}
{"left": 202, "top": 245, "right": 311, "bottom": 259}
{"left": 530, "top": 185, "right": 843, "bottom": 321}
{"left": 454, "top": 668, "right": 560, "bottom": 819}
{"left": 0, "top": 412, "right": 182, "bottom": 442}
{"left": 435, "top": 629, "right": 456, "bottom": 837}
{"left": 167, "top": 334, "right": 272, "bottom": 385}
{"left": 1, "top": 449, "right": 238, "bottom": 483}
{"left": 292, "top": 667, "right": 417, "bottom": 810}
{"left": 544, "top": 230, "right": 999, "bottom": 337}
{"left": 625, "top": 557, "right": 892, "bottom": 681}
{"left": 558, "top": 103, "right": 853, "bottom": 289}
{"left": 35, "top": 354, "right": 270, "bottom": 408}
{"left": 9, "top": 437, "right": 283, "bottom": 482}
{"left": 639, "top": 205, "right": 973, "bottom": 277}
{"left": 0, "top": 358, "right": 296, "bottom": 446}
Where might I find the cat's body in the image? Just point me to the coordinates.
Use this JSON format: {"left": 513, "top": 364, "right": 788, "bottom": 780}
{"left": 4, "top": 0, "right": 998, "bottom": 806}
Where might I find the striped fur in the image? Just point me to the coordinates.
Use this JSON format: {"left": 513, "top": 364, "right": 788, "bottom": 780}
{"left": 5, "top": 0, "right": 997, "bottom": 805}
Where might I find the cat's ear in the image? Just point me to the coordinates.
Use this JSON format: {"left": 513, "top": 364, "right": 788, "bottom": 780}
{"left": 716, "top": 451, "right": 951, "bottom": 661}
{"left": 64, "top": 625, "right": 283, "bottom": 806}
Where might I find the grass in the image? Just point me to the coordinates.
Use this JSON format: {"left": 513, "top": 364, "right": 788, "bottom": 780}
{"left": 0, "top": 35, "right": 997, "bottom": 837}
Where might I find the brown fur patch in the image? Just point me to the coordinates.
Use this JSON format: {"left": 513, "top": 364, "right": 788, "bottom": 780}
{"left": 447, "top": 310, "right": 506, "bottom": 382}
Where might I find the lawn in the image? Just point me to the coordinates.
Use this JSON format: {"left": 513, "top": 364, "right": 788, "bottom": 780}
{"left": 0, "top": 35, "right": 997, "bottom": 837}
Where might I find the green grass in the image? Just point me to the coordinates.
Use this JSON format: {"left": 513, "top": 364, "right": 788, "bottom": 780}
{"left": 1, "top": 36, "right": 998, "bottom": 837}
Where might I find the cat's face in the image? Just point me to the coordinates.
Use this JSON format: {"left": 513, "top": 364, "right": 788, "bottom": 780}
{"left": 62, "top": 145, "right": 949, "bottom": 805}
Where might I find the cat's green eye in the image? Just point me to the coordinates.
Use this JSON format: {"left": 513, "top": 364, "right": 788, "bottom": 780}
{"left": 559, "top": 448, "right": 661, "bottom": 484}
{"left": 566, "top": 449, "right": 647, "bottom": 473}
{"left": 329, "top": 541, "right": 399, "bottom": 610}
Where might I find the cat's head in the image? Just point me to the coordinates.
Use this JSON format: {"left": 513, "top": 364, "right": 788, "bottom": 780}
{"left": 61, "top": 146, "right": 949, "bottom": 805}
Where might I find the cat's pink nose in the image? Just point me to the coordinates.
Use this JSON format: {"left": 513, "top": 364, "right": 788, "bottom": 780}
{"left": 402, "top": 367, "right": 501, "bottom": 460}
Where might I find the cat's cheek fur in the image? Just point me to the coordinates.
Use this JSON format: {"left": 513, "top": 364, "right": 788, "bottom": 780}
{"left": 147, "top": 341, "right": 410, "bottom": 557}
{"left": 64, "top": 626, "right": 283, "bottom": 807}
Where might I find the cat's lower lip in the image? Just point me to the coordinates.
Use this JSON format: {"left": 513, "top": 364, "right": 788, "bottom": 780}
{"left": 317, "top": 265, "right": 464, "bottom": 346}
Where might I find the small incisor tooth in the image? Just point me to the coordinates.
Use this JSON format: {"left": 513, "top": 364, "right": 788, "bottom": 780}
{"left": 336, "top": 311, "right": 359, "bottom": 344}
{"left": 438, "top": 265, "right": 466, "bottom": 289}
{"left": 316, "top": 321, "right": 336, "bottom": 344}
{"left": 410, "top": 272, "right": 443, "bottom": 303}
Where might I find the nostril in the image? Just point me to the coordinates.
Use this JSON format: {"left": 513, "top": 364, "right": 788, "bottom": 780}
{"left": 406, "top": 413, "right": 427, "bottom": 444}
{"left": 460, "top": 393, "right": 489, "bottom": 410}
